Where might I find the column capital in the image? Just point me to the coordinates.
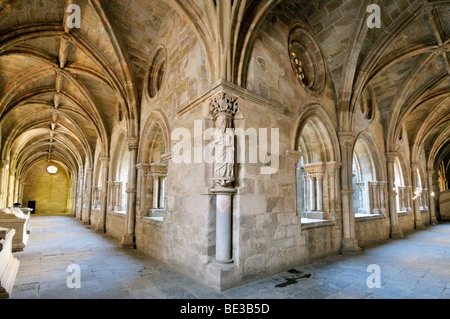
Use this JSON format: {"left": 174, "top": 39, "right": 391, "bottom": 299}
{"left": 427, "top": 170, "right": 436, "bottom": 178}
{"left": 209, "top": 90, "right": 239, "bottom": 120}
{"left": 411, "top": 163, "right": 420, "bottom": 170}
{"left": 125, "top": 137, "right": 140, "bottom": 150}
{"left": 338, "top": 131, "right": 356, "bottom": 146}
{"left": 385, "top": 152, "right": 398, "bottom": 162}
{"left": 0, "top": 160, "right": 9, "bottom": 168}
{"left": 136, "top": 163, "right": 151, "bottom": 170}
{"left": 99, "top": 157, "right": 110, "bottom": 163}
{"left": 286, "top": 149, "right": 302, "bottom": 162}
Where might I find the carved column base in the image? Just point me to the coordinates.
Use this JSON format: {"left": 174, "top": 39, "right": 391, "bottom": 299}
{"left": 415, "top": 222, "right": 426, "bottom": 230}
{"left": 340, "top": 238, "right": 362, "bottom": 255}
{"left": 431, "top": 216, "right": 438, "bottom": 225}
{"left": 119, "top": 234, "right": 135, "bottom": 249}
{"left": 390, "top": 226, "right": 404, "bottom": 239}
{"left": 94, "top": 222, "right": 105, "bottom": 233}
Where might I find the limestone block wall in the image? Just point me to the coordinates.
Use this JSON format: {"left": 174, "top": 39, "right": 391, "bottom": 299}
{"left": 105, "top": 212, "right": 126, "bottom": 241}
{"left": 355, "top": 216, "right": 390, "bottom": 248}
{"left": 22, "top": 160, "right": 69, "bottom": 214}
{"left": 398, "top": 212, "right": 415, "bottom": 234}
{"left": 131, "top": 9, "right": 216, "bottom": 288}
{"left": 440, "top": 191, "right": 450, "bottom": 219}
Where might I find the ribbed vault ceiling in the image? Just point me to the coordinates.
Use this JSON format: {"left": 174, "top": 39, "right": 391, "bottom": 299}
{"left": 0, "top": 0, "right": 448, "bottom": 180}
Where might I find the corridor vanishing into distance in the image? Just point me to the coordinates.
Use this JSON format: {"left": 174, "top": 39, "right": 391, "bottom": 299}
{"left": 11, "top": 216, "right": 450, "bottom": 299}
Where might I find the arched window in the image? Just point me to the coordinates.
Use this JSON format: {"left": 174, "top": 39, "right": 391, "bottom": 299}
{"left": 352, "top": 134, "right": 386, "bottom": 217}
{"left": 393, "top": 157, "right": 408, "bottom": 213}
{"left": 117, "top": 141, "right": 130, "bottom": 212}
{"left": 294, "top": 111, "right": 340, "bottom": 222}
{"left": 137, "top": 113, "right": 170, "bottom": 220}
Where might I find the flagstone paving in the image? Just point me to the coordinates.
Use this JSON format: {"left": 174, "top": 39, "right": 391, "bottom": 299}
{"left": 11, "top": 216, "right": 450, "bottom": 299}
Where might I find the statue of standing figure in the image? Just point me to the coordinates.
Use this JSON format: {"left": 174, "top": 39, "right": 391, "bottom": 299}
{"left": 213, "top": 114, "right": 235, "bottom": 187}
{"left": 209, "top": 91, "right": 238, "bottom": 188}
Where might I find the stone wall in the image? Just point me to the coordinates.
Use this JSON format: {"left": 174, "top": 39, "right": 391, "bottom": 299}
{"left": 105, "top": 212, "right": 126, "bottom": 241}
{"left": 22, "top": 160, "right": 69, "bottom": 214}
{"left": 398, "top": 212, "right": 415, "bottom": 234}
{"left": 355, "top": 216, "right": 390, "bottom": 248}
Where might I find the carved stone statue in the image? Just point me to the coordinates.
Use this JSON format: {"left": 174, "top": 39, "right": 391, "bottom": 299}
{"left": 209, "top": 91, "right": 238, "bottom": 188}
{"left": 213, "top": 114, "right": 234, "bottom": 187}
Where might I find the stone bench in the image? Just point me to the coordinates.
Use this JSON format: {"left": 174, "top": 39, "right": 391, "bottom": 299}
{"left": 0, "top": 208, "right": 31, "bottom": 252}
{"left": 0, "top": 227, "right": 20, "bottom": 299}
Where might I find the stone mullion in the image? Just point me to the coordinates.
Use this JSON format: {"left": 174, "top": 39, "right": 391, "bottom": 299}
{"left": 412, "top": 164, "right": 425, "bottom": 230}
{"left": 121, "top": 137, "right": 139, "bottom": 248}
{"left": 428, "top": 171, "right": 438, "bottom": 225}
{"left": 338, "top": 132, "right": 361, "bottom": 254}
{"left": 386, "top": 153, "right": 403, "bottom": 238}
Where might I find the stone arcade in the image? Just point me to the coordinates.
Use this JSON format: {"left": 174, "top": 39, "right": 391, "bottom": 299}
{"left": 0, "top": 0, "right": 449, "bottom": 294}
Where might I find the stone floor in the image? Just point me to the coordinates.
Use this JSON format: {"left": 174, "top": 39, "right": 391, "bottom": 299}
{"left": 10, "top": 216, "right": 450, "bottom": 299}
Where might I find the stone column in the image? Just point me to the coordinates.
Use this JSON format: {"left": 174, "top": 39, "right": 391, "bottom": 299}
{"left": 209, "top": 90, "right": 238, "bottom": 263}
{"left": 326, "top": 162, "right": 341, "bottom": 220}
{"left": 338, "top": 132, "right": 361, "bottom": 254}
{"left": 303, "top": 174, "right": 309, "bottom": 213}
{"left": 386, "top": 153, "right": 403, "bottom": 238}
{"left": 7, "top": 169, "right": 15, "bottom": 207}
{"left": 316, "top": 174, "right": 324, "bottom": 212}
{"left": 428, "top": 171, "right": 438, "bottom": 225}
{"left": 0, "top": 160, "right": 8, "bottom": 207}
{"left": 83, "top": 168, "right": 93, "bottom": 224}
{"left": 211, "top": 187, "right": 236, "bottom": 263}
{"left": 14, "top": 176, "right": 21, "bottom": 204}
{"left": 136, "top": 163, "right": 150, "bottom": 216}
{"left": 310, "top": 176, "right": 316, "bottom": 211}
{"left": 357, "top": 182, "right": 366, "bottom": 213}
{"left": 121, "top": 137, "right": 139, "bottom": 248}
{"left": 96, "top": 157, "right": 109, "bottom": 232}
{"left": 411, "top": 164, "right": 425, "bottom": 230}
{"left": 76, "top": 174, "right": 84, "bottom": 220}
{"left": 406, "top": 186, "right": 413, "bottom": 212}
{"left": 72, "top": 179, "right": 78, "bottom": 217}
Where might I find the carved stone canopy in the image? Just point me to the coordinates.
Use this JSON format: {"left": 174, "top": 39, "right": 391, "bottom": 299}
{"left": 209, "top": 91, "right": 239, "bottom": 120}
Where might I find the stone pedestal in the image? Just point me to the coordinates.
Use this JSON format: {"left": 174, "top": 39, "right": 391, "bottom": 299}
{"left": 211, "top": 187, "right": 236, "bottom": 264}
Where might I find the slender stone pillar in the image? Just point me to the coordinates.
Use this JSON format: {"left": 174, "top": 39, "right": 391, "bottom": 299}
{"left": 209, "top": 90, "right": 238, "bottom": 264}
{"left": 211, "top": 187, "right": 236, "bottom": 263}
{"left": 14, "top": 176, "right": 21, "bottom": 204}
{"left": 411, "top": 164, "right": 425, "bottom": 230}
{"left": 76, "top": 174, "right": 84, "bottom": 220}
{"left": 0, "top": 160, "right": 8, "bottom": 207}
{"left": 121, "top": 137, "right": 139, "bottom": 248}
{"left": 96, "top": 157, "right": 109, "bottom": 232}
{"left": 338, "top": 132, "right": 362, "bottom": 255}
{"left": 83, "top": 168, "right": 93, "bottom": 224}
{"left": 326, "top": 162, "right": 341, "bottom": 220}
{"left": 72, "top": 179, "right": 78, "bottom": 217}
{"left": 310, "top": 176, "right": 317, "bottom": 211}
{"left": 428, "top": 171, "right": 438, "bottom": 225}
{"left": 303, "top": 172, "right": 311, "bottom": 213}
{"left": 316, "top": 174, "right": 324, "bottom": 212}
{"left": 7, "top": 170, "right": 15, "bottom": 207}
{"left": 386, "top": 153, "right": 403, "bottom": 238}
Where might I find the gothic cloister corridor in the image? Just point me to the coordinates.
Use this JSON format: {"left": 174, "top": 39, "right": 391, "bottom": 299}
{"left": 0, "top": 0, "right": 449, "bottom": 303}
{"left": 10, "top": 215, "right": 450, "bottom": 299}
